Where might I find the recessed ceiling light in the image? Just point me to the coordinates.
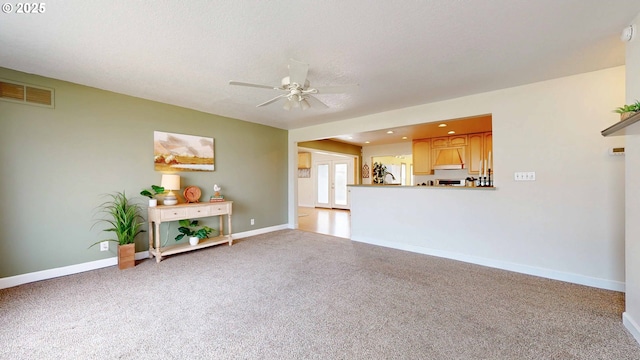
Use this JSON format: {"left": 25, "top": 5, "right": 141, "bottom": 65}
{"left": 386, "top": 130, "right": 394, "bottom": 134}
{"left": 402, "top": 136, "right": 408, "bottom": 140}
{"left": 438, "top": 124, "right": 447, "bottom": 127}
{"left": 365, "top": 141, "right": 370, "bottom": 144}
{"left": 448, "top": 130, "right": 455, "bottom": 134}
{"left": 347, "top": 136, "right": 353, "bottom": 140}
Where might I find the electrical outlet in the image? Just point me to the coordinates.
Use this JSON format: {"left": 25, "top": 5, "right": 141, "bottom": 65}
{"left": 250, "top": 218, "right": 255, "bottom": 226}
{"left": 100, "top": 241, "right": 109, "bottom": 251}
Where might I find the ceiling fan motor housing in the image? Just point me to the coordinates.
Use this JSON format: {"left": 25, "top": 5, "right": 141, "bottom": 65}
{"left": 281, "top": 76, "right": 310, "bottom": 90}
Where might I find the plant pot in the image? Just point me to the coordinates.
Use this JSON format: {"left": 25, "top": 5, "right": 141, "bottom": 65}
{"left": 621, "top": 112, "right": 637, "bottom": 121}
{"left": 118, "top": 243, "right": 135, "bottom": 270}
{"left": 189, "top": 236, "right": 199, "bottom": 246}
{"left": 149, "top": 199, "right": 158, "bottom": 207}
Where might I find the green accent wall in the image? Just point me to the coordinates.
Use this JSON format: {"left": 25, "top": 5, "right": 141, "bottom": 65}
{"left": 0, "top": 67, "right": 288, "bottom": 278}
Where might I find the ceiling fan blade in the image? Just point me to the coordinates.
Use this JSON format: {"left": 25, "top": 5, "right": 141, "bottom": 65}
{"left": 288, "top": 59, "right": 309, "bottom": 87}
{"left": 305, "top": 95, "right": 329, "bottom": 109}
{"left": 256, "top": 94, "right": 288, "bottom": 107}
{"left": 313, "top": 84, "right": 359, "bottom": 94}
{"left": 229, "top": 81, "right": 278, "bottom": 90}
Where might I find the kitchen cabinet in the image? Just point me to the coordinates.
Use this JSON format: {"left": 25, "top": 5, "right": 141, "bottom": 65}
{"left": 298, "top": 152, "right": 311, "bottom": 169}
{"left": 484, "top": 132, "right": 493, "bottom": 172}
{"left": 431, "top": 135, "right": 467, "bottom": 148}
{"left": 466, "top": 132, "right": 492, "bottom": 175}
{"left": 413, "top": 132, "right": 491, "bottom": 174}
{"left": 466, "top": 133, "right": 484, "bottom": 174}
{"left": 431, "top": 137, "right": 449, "bottom": 148}
{"left": 449, "top": 135, "right": 468, "bottom": 146}
{"left": 412, "top": 139, "right": 432, "bottom": 174}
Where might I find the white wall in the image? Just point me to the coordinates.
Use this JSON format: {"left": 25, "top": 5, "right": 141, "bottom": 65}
{"left": 623, "top": 13, "right": 640, "bottom": 343}
{"left": 290, "top": 66, "right": 626, "bottom": 290}
{"left": 297, "top": 151, "right": 315, "bottom": 207}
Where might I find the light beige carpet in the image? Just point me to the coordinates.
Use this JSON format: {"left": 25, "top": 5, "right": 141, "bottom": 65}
{"left": 1, "top": 229, "right": 639, "bottom": 359}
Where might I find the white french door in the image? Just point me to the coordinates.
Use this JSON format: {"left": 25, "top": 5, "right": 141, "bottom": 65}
{"left": 315, "top": 160, "right": 352, "bottom": 209}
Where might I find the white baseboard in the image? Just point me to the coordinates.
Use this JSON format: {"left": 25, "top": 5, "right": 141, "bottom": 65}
{"left": 0, "top": 257, "right": 117, "bottom": 290}
{"left": 232, "top": 224, "right": 289, "bottom": 239}
{"left": 0, "top": 225, "right": 289, "bottom": 290}
{"left": 623, "top": 312, "right": 640, "bottom": 345}
{"left": 351, "top": 236, "right": 625, "bottom": 292}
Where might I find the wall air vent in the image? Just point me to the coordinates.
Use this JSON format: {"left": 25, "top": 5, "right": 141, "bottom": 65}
{"left": 0, "top": 79, "right": 54, "bottom": 108}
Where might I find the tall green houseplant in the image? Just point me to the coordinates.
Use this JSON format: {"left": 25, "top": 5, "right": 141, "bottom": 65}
{"left": 91, "top": 191, "right": 145, "bottom": 269}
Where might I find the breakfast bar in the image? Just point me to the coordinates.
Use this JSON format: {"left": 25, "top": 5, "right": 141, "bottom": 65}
{"left": 347, "top": 183, "right": 497, "bottom": 264}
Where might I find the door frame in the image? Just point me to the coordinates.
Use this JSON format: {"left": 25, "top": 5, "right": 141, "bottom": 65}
{"left": 314, "top": 158, "right": 353, "bottom": 210}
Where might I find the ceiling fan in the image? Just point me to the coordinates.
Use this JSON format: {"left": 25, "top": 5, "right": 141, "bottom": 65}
{"left": 229, "top": 59, "right": 358, "bottom": 110}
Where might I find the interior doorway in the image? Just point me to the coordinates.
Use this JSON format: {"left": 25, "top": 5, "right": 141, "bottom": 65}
{"left": 297, "top": 207, "right": 350, "bottom": 239}
{"left": 297, "top": 148, "right": 355, "bottom": 238}
{"left": 315, "top": 160, "right": 352, "bottom": 209}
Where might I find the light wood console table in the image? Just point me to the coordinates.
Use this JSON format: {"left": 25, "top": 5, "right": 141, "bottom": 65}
{"left": 147, "top": 202, "right": 233, "bottom": 263}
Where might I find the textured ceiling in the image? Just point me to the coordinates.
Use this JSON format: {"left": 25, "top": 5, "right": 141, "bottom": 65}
{"left": 1, "top": 0, "right": 639, "bottom": 130}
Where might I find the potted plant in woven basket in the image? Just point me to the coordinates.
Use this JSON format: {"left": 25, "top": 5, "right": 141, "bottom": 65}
{"left": 90, "top": 191, "right": 146, "bottom": 269}
{"left": 614, "top": 100, "right": 640, "bottom": 121}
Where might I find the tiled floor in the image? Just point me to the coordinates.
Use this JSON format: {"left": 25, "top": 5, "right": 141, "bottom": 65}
{"left": 297, "top": 207, "right": 350, "bottom": 239}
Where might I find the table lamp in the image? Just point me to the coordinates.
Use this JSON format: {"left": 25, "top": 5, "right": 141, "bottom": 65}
{"left": 160, "top": 174, "right": 180, "bottom": 205}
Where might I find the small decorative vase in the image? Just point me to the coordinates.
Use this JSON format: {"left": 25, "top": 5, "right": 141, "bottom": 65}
{"left": 148, "top": 199, "right": 157, "bottom": 207}
{"left": 189, "top": 236, "right": 199, "bottom": 246}
{"left": 163, "top": 195, "right": 177, "bottom": 206}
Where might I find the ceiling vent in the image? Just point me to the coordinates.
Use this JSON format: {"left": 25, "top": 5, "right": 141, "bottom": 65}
{"left": 0, "top": 79, "right": 54, "bottom": 108}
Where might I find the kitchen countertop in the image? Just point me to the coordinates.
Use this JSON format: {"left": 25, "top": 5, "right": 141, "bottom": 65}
{"left": 348, "top": 184, "right": 496, "bottom": 190}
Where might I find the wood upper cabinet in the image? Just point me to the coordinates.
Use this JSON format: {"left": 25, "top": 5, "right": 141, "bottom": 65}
{"left": 484, "top": 132, "right": 493, "bottom": 171}
{"left": 431, "top": 135, "right": 467, "bottom": 147}
{"left": 431, "top": 137, "right": 449, "bottom": 148}
{"left": 412, "top": 139, "right": 432, "bottom": 174}
{"left": 466, "top": 132, "right": 492, "bottom": 174}
{"left": 413, "top": 132, "right": 491, "bottom": 175}
{"left": 298, "top": 152, "right": 311, "bottom": 169}
{"left": 449, "top": 135, "right": 468, "bottom": 146}
{"left": 466, "top": 133, "right": 484, "bottom": 174}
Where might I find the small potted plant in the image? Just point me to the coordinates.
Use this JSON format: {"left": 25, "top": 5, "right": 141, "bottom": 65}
{"left": 140, "top": 185, "right": 164, "bottom": 207}
{"left": 90, "top": 191, "right": 145, "bottom": 270}
{"left": 175, "top": 219, "right": 213, "bottom": 246}
{"left": 613, "top": 100, "right": 640, "bottom": 121}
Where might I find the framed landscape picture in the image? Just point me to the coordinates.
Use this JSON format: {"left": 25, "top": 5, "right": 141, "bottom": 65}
{"left": 153, "top": 131, "right": 214, "bottom": 172}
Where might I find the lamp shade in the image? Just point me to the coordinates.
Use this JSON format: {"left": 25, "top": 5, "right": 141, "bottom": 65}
{"left": 160, "top": 174, "right": 180, "bottom": 191}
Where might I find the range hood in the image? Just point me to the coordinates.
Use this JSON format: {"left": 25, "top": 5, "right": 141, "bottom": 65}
{"left": 433, "top": 148, "right": 464, "bottom": 170}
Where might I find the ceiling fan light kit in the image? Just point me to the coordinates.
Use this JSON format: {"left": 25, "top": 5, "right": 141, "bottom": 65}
{"left": 229, "top": 59, "right": 357, "bottom": 111}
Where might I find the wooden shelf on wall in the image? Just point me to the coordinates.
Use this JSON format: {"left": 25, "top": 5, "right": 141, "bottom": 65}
{"left": 602, "top": 112, "right": 640, "bottom": 137}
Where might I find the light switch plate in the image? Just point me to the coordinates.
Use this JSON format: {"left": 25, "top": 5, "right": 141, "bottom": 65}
{"left": 514, "top": 171, "right": 536, "bottom": 181}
